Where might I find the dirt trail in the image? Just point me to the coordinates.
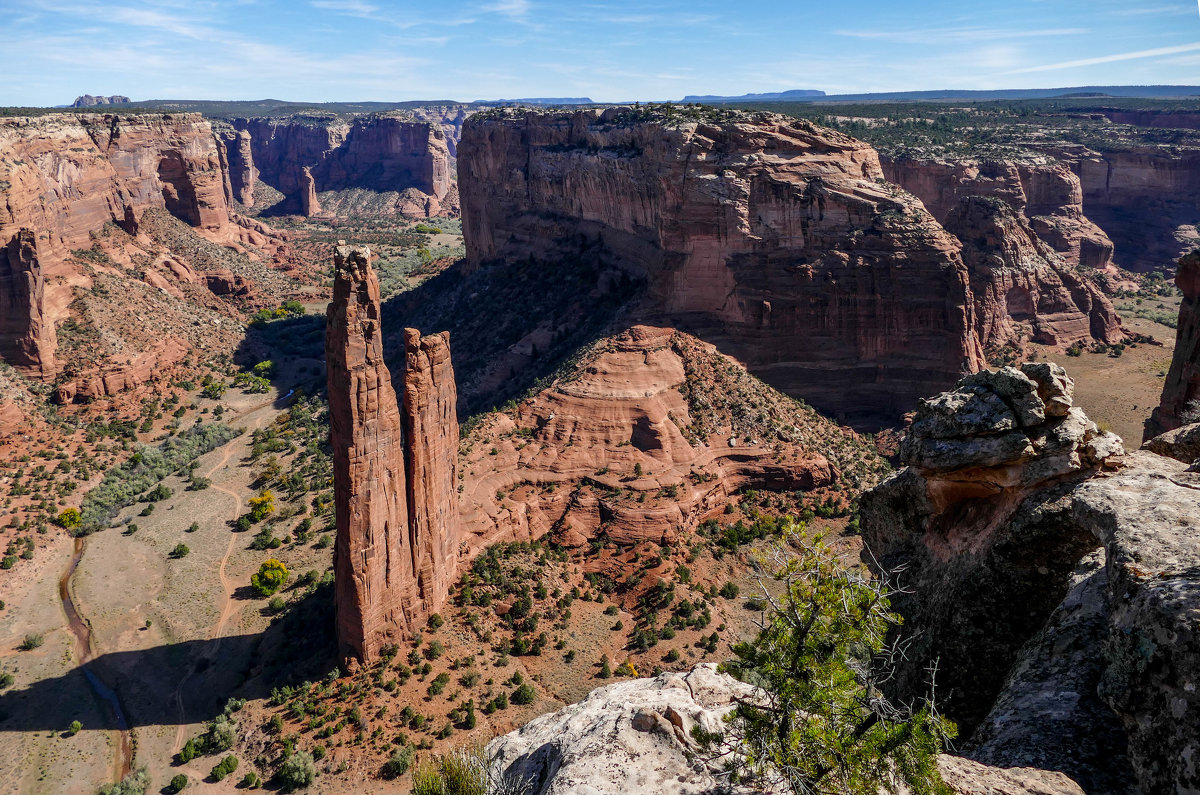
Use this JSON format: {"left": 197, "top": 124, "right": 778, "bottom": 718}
{"left": 170, "top": 398, "right": 282, "bottom": 752}
{"left": 58, "top": 536, "right": 135, "bottom": 783}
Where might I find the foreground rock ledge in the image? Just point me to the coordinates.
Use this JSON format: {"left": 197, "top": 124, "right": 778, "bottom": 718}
{"left": 485, "top": 664, "right": 1085, "bottom": 795}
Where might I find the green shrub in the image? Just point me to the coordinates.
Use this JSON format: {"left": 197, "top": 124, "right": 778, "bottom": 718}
{"left": 381, "top": 746, "right": 414, "bottom": 779}
{"left": 707, "top": 521, "right": 956, "bottom": 794}
{"left": 169, "top": 543, "right": 190, "bottom": 559}
{"left": 210, "top": 755, "right": 238, "bottom": 781}
{"left": 98, "top": 767, "right": 149, "bottom": 795}
{"left": 67, "top": 719, "right": 82, "bottom": 735}
{"left": 168, "top": 773, "right": 188, "bottom": 793}
{"left": 19, "top": 633, "right": 43, "bottom": 650}
{"left": 511, "top": 683, "right": 536, "bottom": 705}
{"left": 251, "top": 559, "right": 288, "bottom": 596}
{"left": 276, "top": 750, "right": 315, "bottom": 790}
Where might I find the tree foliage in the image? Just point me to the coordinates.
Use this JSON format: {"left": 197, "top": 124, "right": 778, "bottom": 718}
{"left": 251, "top": 559, "right": 288, "bottom": 596}
{"left": 704, "top": 520, "right": 955, "bottom": 795}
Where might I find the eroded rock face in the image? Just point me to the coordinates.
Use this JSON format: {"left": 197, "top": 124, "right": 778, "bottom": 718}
{"left": 456, "top": 325, "right": 839, "bottom": 552}
{"left": 1, "top": 230, "right": 56, "bottom": 380}
{"left": 231, "top": 113, "right": 452, "bottom": 214}
{"left": 326, "top": 248, "right": 465, "bottom": 661}
{"left": 943, "top": 197, "right": 1122, "bottom": 350}
{"left": 1147, "top": 250, "right": 1200, "bottom": 439}
{"left": 216, "top": 128, "right": 256, "bottom": 206}
{"left": 864, "top": 364, "right": 1200, "bottom": 793}
{"left": 966, "top": 551, "right": 1136, "bottom": 794}
{"left": 400, "top": 328, "right": 460, "bottom": 622}
{"left": 0, "top": 113, "right": 231, "bottom": 257}
{"left": 488, "top": 664, "right": 758, "bottom": 795}
{"left": 1071, "top": 451, "right": 1200, "bottom": 793}
{"left": 863, "top": 363, "right": 1123, "bottom": 735}
{"left": 883, "top": 155, "right": 1114, "bottom": 270}
{"left": 460, "top": 107, "right": 986, "bottom": 420}
{"left": 326, "top": 245, "right": 413, "bottom": 661}
{"left": 300, "top": 166, "right": 320, "bottom": 217}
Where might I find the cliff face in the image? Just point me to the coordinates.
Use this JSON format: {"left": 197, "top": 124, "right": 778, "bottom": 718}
{"left": 400, "top": 329, "right": 460, "bottom": 621}
{"left": 326, "top": 248, "right": 464, "bottom": 662}
{"left": 0, "top": 113, "right": 237, "bottom": 379}
{"left": 882, "top": 155, "right": 1115, "bottom": 270}
{"left": 861, "top": 364, "right": 1124, "bottom": 738}
{"left": 460, "top": 107, "right": 986, "bottom": 421}
{"left": 232, "top": 113, "right": 452, "bottom": 215}
{"left": 216, "top": 127, "right": 257, "bottom": 206}
{"left": 943, "top": 196, "right": 1122, "bottom": 349}
{"left": 326, "top": 244, "right": 414, "bottom": 661}
{"left": 862, "top": 365, "right": 1200, "bottom": 793}
{"left": 1146, "top": 251, "right": 1200, "bottom": 438}
{"left": 0, "top": 113, "right": 231, "bottom": 257}
{"left": 1, "top": 230, "right": 55, "bottom": 379}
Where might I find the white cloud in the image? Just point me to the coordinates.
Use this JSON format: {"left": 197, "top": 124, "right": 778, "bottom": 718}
{"left": 1006, "top": 41, "right": 1200, "bottom": 74}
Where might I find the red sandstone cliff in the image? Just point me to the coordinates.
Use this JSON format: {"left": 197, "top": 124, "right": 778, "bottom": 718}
{"left": 1, "top": 230, "right": 55, "bottom": 380}
{"left": 943, "top": 196, "right": 1122, "bottom": 350}
{"left": 1147, "top": 251, "right": 1200, "bottom": 439}
{"left": 326, "top": 248, "right": 873, "bottom": 661}
{"left": 400, "top": 329, "right": 460, "bottom": 622}
{"left": 327, "top": 244, "right": 414, "bottom": 661}
{"left": 216, "top": 127, "right": 257, "bottom": 206}
{"left": 0, "top": 112, "right": 231, "bottom": 258}
{"left": 882, "top": 154, "right": 1114, "bottom": 270}
{"left": 0, "top": 112, "right": 239, "bottom": 380}
{"left": 232, "top": 113, "right": 453, "bottom": 216}
{"left": 459, "top": 107, "right": 986, "bottom": 422}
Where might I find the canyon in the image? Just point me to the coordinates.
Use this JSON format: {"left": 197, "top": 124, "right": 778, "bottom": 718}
{"left": 218, "top": 109, "right": 465, "bottom": 217}
{"left": 459, "top": 107, "right": 1126, "bottom": 421}
{"left": 2, "top": 97, "right": 1198, "bottom": 795}
{"left": 326, "top": 244, "right": 881, "bottom": 662}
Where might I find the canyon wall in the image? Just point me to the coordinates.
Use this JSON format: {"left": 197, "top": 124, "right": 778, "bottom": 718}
{"left": 862, "top": 364, "right": 1200, "bottom": 792}
{"left": 1, "top": 230, "right": 55, "bottom": 379}
{"left": 1146, "top": 251, "right": 1200, "bottom": 439}
{"left": 882, "top": 155, "right": 1115, "bottom": 270}
{"left": 0, "top": 112, "right": 235, "bottom": 379}
{"left": 327, "top": 249, "right": 867, "bottom": 661}
{"left": 0, "top": 112, "right": 231, "bottom": 257}
{"left": 231, "top": 113, "right": 453, "bottom": 215}
{"left": 459, "top": 107, "right": 986, "bottom": 421}
{"left": 943, "top": 196, "right": 1121, "bottom": 348}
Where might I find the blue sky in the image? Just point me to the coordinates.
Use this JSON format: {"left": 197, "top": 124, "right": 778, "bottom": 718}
{"left": 3, "top": 0, "right": 1200, "bottom": 105}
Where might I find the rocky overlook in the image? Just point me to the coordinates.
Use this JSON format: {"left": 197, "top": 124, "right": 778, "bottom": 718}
{"left": 861, "top": 362, "right": 1200, "bottom": 793}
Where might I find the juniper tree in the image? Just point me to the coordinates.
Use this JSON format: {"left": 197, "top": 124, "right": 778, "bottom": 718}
{"left": 701, "top": 519, "right": 955, "bottom": 795}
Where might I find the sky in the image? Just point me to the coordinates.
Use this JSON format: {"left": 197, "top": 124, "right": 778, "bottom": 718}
{"left": 2, "top": 0, "right": 1200, "bottom": 106}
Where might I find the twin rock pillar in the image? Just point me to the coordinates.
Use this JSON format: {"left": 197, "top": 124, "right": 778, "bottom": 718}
{"left": 326, "top": 244, "right": 458, "bottom": 664}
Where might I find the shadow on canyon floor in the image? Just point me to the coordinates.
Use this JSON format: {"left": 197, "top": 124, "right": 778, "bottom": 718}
{"left": 0, "top": 586, "right": 336, "bottom": 732}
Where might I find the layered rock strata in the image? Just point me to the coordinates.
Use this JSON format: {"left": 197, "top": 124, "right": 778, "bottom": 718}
{"left": 326, "top": 245, "right": 464, "bottom": 661}
{"left": 216, "top": 127, "right": 257, "bottom": 206}
{"left": 943, "top": 196, "right": 1121, "bottom": 349}
{"left": 0, "top": 112, "right": 231, "bottom": 257}
{"left": 327, "top": 258, "right": 857, "bottom": 659}
{"left": 327, "top": 244, "right": 414, "bottom": 661}
{"left": 882, "top": 155, "right": 1115, "bottom": 270}
{"left": 400, "top": 329, "right": 459, "bottom": 623}
{"left": 231, "top": 113, "right": 452, "bottom": 215}
{"left": 861, "top": 363, "right": 1123, "bottom": 735}
{"left": 460, "top": 107, "right": 986, "bottom": 420}
{"left": 1, "top": 230, "right": 55, "bottom": 380}
{"left": 1146, "top": 250, "right": 1200, "bottom": 438}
